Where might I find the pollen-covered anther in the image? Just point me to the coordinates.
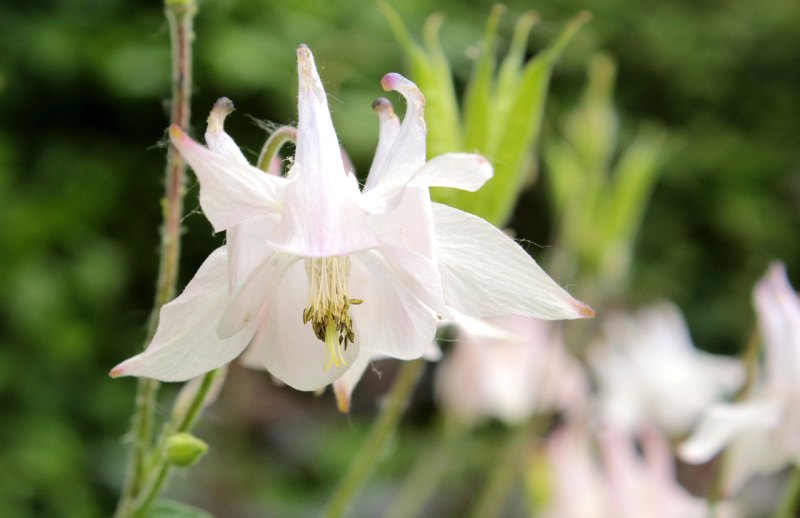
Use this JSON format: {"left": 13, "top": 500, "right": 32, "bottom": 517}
{"left": 303, "top": 256, "right": 362, "bottom": 370}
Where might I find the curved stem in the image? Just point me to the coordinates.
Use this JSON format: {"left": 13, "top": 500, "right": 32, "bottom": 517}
{"left": 257, "top": 126, "right": 297, "bottom": 172}
{"left": 132, "top": 369, "right": 220, "bottom": 516}
{"left": 324, "top": 359, "right": 426, "bottom": 518}
{"left": 115, "top": 1, "right": 196, "bottom": 516}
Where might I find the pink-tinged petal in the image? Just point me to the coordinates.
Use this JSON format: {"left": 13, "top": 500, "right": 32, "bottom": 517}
{"left": 204, "top": 97, "right": 250, "bottom": 165}
{"left": 332, "top": 353, "right": 373, "bottom": 413}
{"left": 348, "top": 250, "right": 438, "bottom": 360}
{"left": 275, "top": 45, "right": 375, "bottom": 257}
{"left": 170, "top": 125, "right": 287, "bottom": 231}
{"left": 217, "top": 252, "right": 299, "bottom": 339}
{"left": 679, "top": 400, "right": 781, "bottom": 464}
{"left": 364, "top": 97, "right": 401, "bottom": 192}
{"left": 432, "top": 203, "right": 594, "bottom": 319}
{"left": 248, "top": 260, "right": 360, "bottom": 391}
{"left": 110, "top": 247, "right": 255, "bottom": 381}
{"left": 754, "top": 262, "right": 800, "bottom": 393}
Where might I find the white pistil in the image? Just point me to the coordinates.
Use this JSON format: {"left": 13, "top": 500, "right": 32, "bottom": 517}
{"left": 303, "top": 256, "right": 362, "bottom": 370}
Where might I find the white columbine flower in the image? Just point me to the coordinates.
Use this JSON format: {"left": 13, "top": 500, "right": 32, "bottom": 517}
{"left": 680, "top": 262, "right": 800, "bottom": 495}
{"left": 435, "top": 314, "right": 588, "bottom": 426}
{"left": 588, "top": 302, "right": 743, "bottom": 436}
{"left": 111, "top": 45, "right": 592, "bottom": 391}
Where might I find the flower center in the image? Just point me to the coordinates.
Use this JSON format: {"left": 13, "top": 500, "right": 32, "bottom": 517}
{"left": 303, "top": 256, "right": 362, "bottom": 370}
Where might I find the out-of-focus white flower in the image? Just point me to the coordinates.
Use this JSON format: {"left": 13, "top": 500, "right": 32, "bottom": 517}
{"left": 435, "top": 315, "right": 588, "bottom": 426}
{"left": 541, "top": 425, "right": 708, "bottom": 518}
{"left": 589, "top": 302, "right": 743, "bottom": 436}
{"left": 111, "top": 45, "right": 592, "bottom": 392}
{"left": 680, "top": 262, "right": 800, "bottom": 495}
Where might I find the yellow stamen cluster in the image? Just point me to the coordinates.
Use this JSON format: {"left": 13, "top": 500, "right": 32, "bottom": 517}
{"left": 303, "top": 256, "right": 363, "bottom": 370}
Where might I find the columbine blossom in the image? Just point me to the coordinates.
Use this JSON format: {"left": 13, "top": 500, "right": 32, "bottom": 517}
{"left": 541, "top": 425, "right": 707, "bottom": 518}
{"left": 435, "top": 315, "right": 587, "bottom": 426}
{"left": 680, "top": 262, "right": 800, "bottom": 495}
{"left": 111, "top": 45, "right": 592, "bottom": 391}
{"left": 588, "top": 302, "right": 743, "bottom": 436}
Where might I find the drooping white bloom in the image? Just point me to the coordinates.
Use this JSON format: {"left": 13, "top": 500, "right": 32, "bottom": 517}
{"left": 541, "top": 425, "right": 708, "bottom": 518}
{"left": 588, "top": 302, "right": 743, "bottom": 436}
{"left": 435, "top": 315, "right": 588, "bottom": 426}
{"left": 111, "top": 45, "right": 592, "bottom": 391}
{"left": 680, "top": 262, "right": 800, "bottom": 495}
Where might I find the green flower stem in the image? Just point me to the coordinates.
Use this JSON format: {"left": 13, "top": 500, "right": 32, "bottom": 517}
{"left": 325, "top": 359, "right": 426, "bottom": 518}
{"left": 115, "top": 1, "right": 196, "bottom": 516}
{"left": 469, "top": 418, "right": 545, "bottom": 518}
{"left": 776, "top": 466, "right": 800, "bottom": 518}
{"left": 387, "top": 417, "right": 463, "bottom": 518}
{"left": 132, "top": 369, "right": 221, "bottom": 516}
{"left": 257, "top": 126, "right": 297, "bottom": 172}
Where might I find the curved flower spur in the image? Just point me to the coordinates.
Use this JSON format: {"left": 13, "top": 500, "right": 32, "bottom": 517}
{"left": 111, "top": 45, "right": 593, "bottom": 392}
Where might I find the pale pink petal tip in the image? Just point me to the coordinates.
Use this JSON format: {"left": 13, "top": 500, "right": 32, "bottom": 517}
{"left": 109, "top": 363, "right": 126, "bottom": 378}
{"left": 333, "top": 383, "right": 351, "bottom": 413}
{"left": 381, "top": 72, "right": 407, "bottom": 92}
{"left": 577, "top": 302, "right": 596, "bottom": 319}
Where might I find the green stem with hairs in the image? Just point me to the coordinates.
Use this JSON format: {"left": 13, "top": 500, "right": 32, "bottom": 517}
{"left": 114, "top": 1, "right": 196, "bottom": 516}
{"left": 324, "top": 359, "right": 427, "bottom": 518}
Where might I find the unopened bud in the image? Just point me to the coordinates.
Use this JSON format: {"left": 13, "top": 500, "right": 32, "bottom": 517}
{"left": 166, "top": 433, "right": 208, "bottom": 467}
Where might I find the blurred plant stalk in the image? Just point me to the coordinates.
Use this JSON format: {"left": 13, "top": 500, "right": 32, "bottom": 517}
{"left": 545, "top": 53, "right": 666, "bottom": 298}
{"left": 115, "top": 0, "right": 198, "bottom": 516}
{"left": 380, "top": 2, "right": 589, "bottom": 227}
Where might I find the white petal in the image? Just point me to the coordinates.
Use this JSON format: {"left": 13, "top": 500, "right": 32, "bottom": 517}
{"left": 377, "top": 73, "right": 427, "bottom": 182}
{"left": 679, "top": 400, "right": 781, "bottom": 464}
{"left": 366, "top": 188, "right": 437, "bottom": 260}
{"left": 170, "top": 126, "right": 287, "bottom": 232}
{"left": 754, "top": 262, "right": 800, "bottom": 392}
{"left": 226, "top": 214, "right": 280, "bottom": 292}
{"left": 110, "top": 247, "right": 255, "bottom": 381}
{"left": 362, "top": 153, "right": 493, "bottom": 215}
{"left": 432, "top": 203, "right": 594, "bottom": 319}
{"left": 248, "top": 260, "right": 360, "bottom": 391}
{"left": 364, "top": 97, "right": 401, "bottom": 192}
{"left": 217, "top": 251, "right": 299, "bottom": 339}
{"left": 349, "top": 250, "right": 438, "bottom": 360}
{"left": 277, "top": 45, "right": 374, "bottom": 257}
{"left": 204, "top": 97, "right": 250, "bottom": 165}
{"left": 409, "top": 153, "right": 492, "bottom": 191}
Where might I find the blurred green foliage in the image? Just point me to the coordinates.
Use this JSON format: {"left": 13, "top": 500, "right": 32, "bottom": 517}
{"left": 0, "top": 0, "right": 798, "bottom": 516}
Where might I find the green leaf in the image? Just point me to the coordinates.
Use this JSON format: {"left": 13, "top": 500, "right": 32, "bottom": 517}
{"left": 462, "top": 4, "right": 504, "bottom": 153}
{"left": 491, "top": 11, "right": 537, "bottom": 154}
{"left": 148, "top": 500, "right": 215, "bottom": 518}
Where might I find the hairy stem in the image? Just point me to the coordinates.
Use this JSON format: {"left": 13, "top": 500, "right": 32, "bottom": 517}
{"left": 115, "top": 1, "right": 196, "bottom": 516}
{"left": 324, "top": 359, "right": 426, "bottom": 518}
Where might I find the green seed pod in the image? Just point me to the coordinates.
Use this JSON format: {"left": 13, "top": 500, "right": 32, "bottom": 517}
{"left": 166, "top": 432, "right": 208, "bottom": 467}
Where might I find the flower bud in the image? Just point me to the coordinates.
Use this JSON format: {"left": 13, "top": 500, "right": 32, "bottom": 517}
{"left": 166, "top": 433, "right": 208, "bottom": 467}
